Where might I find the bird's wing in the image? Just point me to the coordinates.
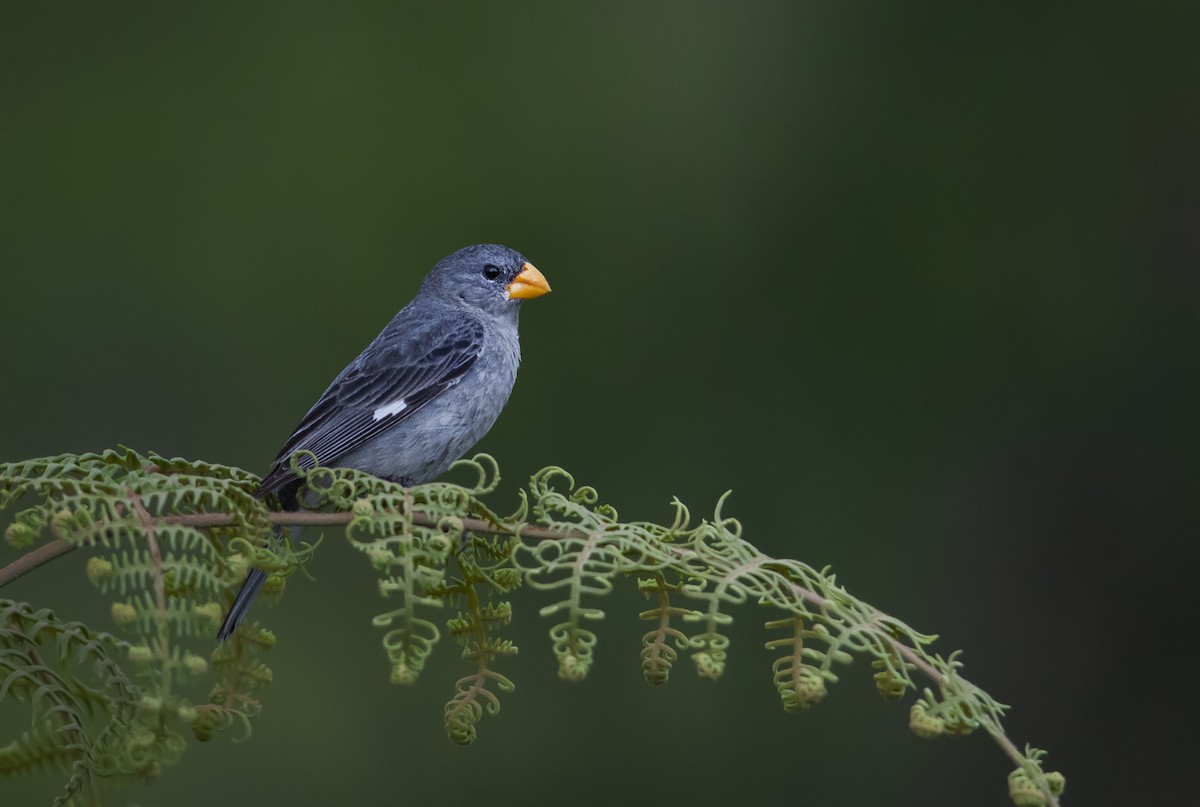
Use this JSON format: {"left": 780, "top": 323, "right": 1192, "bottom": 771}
{"left": 256, "top": 318, "right": 485, "bottom": 494}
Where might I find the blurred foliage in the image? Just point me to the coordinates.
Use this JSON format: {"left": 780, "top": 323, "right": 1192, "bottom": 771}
{"left": 0, "top": 450, "right": 303, "bottom": 804}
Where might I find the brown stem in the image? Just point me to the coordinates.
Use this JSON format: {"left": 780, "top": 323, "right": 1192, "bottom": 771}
{"left": 0, "top": 539, "right": 77, "bottom": 587}
{"left": 0, "top": 510, "right": 576, "bottom": 589}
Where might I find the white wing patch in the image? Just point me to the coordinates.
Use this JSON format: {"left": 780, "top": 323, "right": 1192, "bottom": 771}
{"left": 372, "top": 398, "right": 408, "bottom": 421}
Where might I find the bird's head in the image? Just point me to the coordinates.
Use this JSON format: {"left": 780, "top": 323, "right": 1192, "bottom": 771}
{"left": 421, "top": 244, "right": 551, "bottom": 318}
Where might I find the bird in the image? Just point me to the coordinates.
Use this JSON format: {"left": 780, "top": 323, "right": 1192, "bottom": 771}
{"left": 215, "top": 244, "right": 550, "bottom": 641}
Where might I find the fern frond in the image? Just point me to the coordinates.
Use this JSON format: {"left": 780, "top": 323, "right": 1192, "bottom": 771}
{"left": 437, "top": 546, "right": 519, "bottom": 744}
{"left": 637, "top": 573, "right": 695, "bottom": 685}
{"left": 1, "top": 449, "right": 1065, "bottom": 806}
{"left": 764, "top": 616, "right": 829, "bottom": 710}
{"left": 0, "top": 723, "right": 77, "bottom": 776}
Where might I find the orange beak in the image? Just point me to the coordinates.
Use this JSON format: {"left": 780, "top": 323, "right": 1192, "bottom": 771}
{"left": 506, "top": 262, "right": 551, "bottom": 300}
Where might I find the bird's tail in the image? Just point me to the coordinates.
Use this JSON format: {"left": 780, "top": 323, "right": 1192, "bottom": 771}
{"left": 216, "top": 479, "right": 299, "bottom": 642}
{"left": 216, "top": 566, "right": 268, "bottom": 642}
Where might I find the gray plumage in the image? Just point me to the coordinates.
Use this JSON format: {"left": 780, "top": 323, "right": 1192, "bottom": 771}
{"left": 216, "top": 244, "right": 548, "bottom": 641}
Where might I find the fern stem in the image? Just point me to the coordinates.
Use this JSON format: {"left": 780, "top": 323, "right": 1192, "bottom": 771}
{"left": 0, "top": 511, "right": 560, "bottom": 589}
{"left": 0, "top": 539, "right": 75, "bottom": 586}
{"left": 128, "top": 491, "right": 174, "bottom": 730}
{"left": 400, "top": 489, "right": 418, "bottom": 668}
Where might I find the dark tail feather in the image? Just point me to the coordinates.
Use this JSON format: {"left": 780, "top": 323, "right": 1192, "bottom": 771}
{"left": 216, "top": 566, "right": 269, "bottom": 642}
{"left": 216, "top": 479, "right": 300, "bottom": 642}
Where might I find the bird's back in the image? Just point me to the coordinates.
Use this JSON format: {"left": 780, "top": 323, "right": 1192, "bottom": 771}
{"left": 335, "top": 306, "right": 520, "bottom": 484}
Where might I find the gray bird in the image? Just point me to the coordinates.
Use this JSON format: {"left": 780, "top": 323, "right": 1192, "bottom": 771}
{"left": 216, "top": 244, "right": 550, "bottom": 641}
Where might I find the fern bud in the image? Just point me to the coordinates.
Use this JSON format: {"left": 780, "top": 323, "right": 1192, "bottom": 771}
{"left": 184, "top": 653, "right": 209, "bottom": 676}
{"left": 908, "top": 702, "right": 945, "bottom": 738}
{"left": 50, "top": 507, "right": 74, "bottom": 537}
{"left": 643, "top": 663, "right": 670, "bottom": 686}
{"left": 874, "top": 671, "right": 907, "bottom": 700}
{"left": 87, "top": 556, "right": 115, "bottom": 584}
{"left": 1006, "top": 768, "right": 1065, "bottom": 806}
{"left": 245, "top": 661, "right": 274, "bottom": 685}
{"left": 261, "top": 574, "right": 286, "bottom": 594}
{"left": 111, "top": 601, "right": 138, "bottom": 626}
{"left": 227, "top": 553, "right": 251, "bottom": 578}
{"left": 138, "top": 695, "right": 163, "bottom": 715}
{"left": 255, "top": 628, "right": 277, "bottom": 648}
{"left": 800, "top": 675, "right": 827, "bottom": 708}
{"left": 176, "top": 704, "right": 199, "bottom": 724}
{"left": 780, "top": 666, "right": 827, "bottom": 711}
{"left": 557, "top": 652, "right": 588, "bottom": 682}
{"left": 352, "top": 498, "right": 375, "bottom": 516}
{"left": 447, "top": 720, "right": 477, "bottom": 746}
{"left": 428, "top": 532, "right": 453, "bottom": 554}
{"left": 5, "top": 522, "right": 35, "bottom": 549}
{"left": 391, "top": 662, "right": 418, "bottom": 685}
{"left": 193, "top": 601, "right": 223, "bottom": 624}
{"left": 692, "top": 651, "right": 725, "bottom": 681}
{"left": 872, "top": 660, "right": 908, "bottom": 701}
{"left": 192, "top": 710, "right": 218, "bottom": 742}
{"left": 1007, "top": 770, "right": 1044, "bottom": 806}
{"left": 127, "top": 644, "right": 155, "bottom": 665}
{"left": 367, "top": 546, "right": 393, "bottom": 569}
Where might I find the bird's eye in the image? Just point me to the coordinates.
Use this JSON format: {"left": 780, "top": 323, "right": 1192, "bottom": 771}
{"left": 482, "top": 265, "right": 501, "bottom": 281}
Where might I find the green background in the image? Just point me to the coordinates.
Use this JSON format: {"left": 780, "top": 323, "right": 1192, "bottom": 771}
{"left": 2, "top": 3, "right": 1196, "bottom": 805}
